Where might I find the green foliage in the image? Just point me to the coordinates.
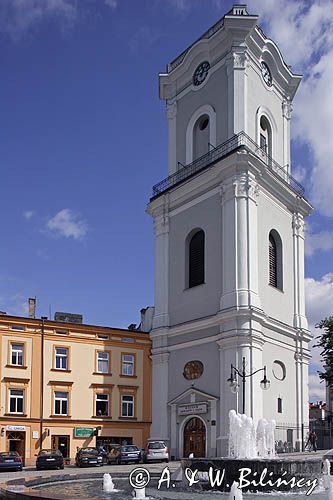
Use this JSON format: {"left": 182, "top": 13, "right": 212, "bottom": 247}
{"left": 315, "top": 316, "right": 333, "bottom": 385}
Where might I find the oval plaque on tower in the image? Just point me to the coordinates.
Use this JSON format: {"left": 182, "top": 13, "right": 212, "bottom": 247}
{"left": 183, "top": 360, "right": 204, "bottom": 380}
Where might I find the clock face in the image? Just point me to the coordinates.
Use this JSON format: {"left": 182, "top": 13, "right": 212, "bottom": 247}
{"left": 261, "top": 61, "right": 272, "bottom": 87}
{"left": 193, "top": 61, "right": 210, "bottom": 86}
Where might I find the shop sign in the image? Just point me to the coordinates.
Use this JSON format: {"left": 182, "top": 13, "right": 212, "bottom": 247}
{"left": 74, "top": 427, "right": 94, "bottom": 438}
{"left": 178, "top": 403, "right": 207, "bottom": 416}
{"left": 6, "top": 425, "right": 26, "bottom": 431}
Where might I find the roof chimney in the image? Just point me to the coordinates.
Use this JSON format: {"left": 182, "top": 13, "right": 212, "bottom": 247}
{"left": 28, "top": 298, "right": 36, "bottom": 319}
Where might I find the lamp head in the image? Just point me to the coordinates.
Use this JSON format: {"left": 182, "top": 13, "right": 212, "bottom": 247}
{"left": 260, "top": 375, "right": 270, "bottom": 390}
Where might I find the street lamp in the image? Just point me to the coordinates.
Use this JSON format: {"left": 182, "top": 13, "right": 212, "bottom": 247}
{"left": 227, "top": 357, "right": 270, "bottom": 414}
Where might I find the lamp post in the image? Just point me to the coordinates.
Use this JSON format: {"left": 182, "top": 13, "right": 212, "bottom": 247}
{"left": 227, "top": 356, "right": 270, "bottom": 414}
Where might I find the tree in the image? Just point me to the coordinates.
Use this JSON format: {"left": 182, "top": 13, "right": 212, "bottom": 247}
{"left": 315, "top": 316, "right": 333, "bottom": 385}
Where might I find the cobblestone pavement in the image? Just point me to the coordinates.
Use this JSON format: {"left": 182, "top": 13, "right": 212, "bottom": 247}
{"left": 0, "top": 461, "right": 181, "bottom": 482}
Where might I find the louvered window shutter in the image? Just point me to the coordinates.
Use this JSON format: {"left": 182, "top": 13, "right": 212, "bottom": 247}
{"left": 189, "top": 230, "right": 205, "bottom": 288}
{"left": 269, "top": 235, "right": 277, "bottom": 287}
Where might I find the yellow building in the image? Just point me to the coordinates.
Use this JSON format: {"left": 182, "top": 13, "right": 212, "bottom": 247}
{"left": 0, "top": 314, "right": 151, "bottom": 465}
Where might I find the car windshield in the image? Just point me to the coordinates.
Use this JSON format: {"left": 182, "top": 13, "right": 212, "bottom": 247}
{"left": 80, "top": 448, "right": 98, "bottom": 454}
{"left": 148, "top": 442, "right": 165, "bottom": 449}
{"left": 39, "top": 450, "right": 53, "bottom": 455}
{"left": 0, "top": 451, "right": 19, "bottom": 457}
{"left": 121, "top": 446, "right": 138, "bottom": 452}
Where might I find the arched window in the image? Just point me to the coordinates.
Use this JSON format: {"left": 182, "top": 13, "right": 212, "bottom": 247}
{"left": 260, "top": 115, "right": 272, "bottom": 158}
{"left": 193, "top": 114, "right": 210, "bottom": 161}
{"left": 269, "top": 230, "right": 283, "bottom": 290}
{"left": 188, "top": 230, "right": 205, "bottom": 288}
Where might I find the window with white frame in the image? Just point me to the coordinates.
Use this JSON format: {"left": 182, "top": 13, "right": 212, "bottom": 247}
{"left": 96, "top": 393, "right": 109, "bottom": 416}
{"left": 121, "top": 395, "right": 134, "bottom": 417}
{"left": 9, "top": 389, "right": 24, "bottom": 413}
{"left": 10, "top": 343, "right": 24, "bottom": 366}
{"left": 122, "top": 354, "right": 135, "bottom": 376}
{"left": 55, "top": 347, "right": 68, "bottom": 370}
{"left": 54, "top": 391, "right": 68, "bottom": 415}
{"left": 97, "top": 351, "right": 109, "bottom": 373}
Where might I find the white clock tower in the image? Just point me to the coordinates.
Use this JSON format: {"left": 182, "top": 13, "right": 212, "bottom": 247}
{"left": 147, "top": 4, "right": 312, "bottom": 458}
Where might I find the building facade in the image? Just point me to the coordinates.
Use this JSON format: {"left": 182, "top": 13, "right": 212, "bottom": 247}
{"left": 0, "top": 314, "right": 151, "bottom": 465}
{"left": 147, "top": 5, "right": 312, "bottom": 458}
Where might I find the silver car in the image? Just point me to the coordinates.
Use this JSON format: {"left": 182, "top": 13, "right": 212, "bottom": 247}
{"left": 143, "top": 441, "right": 169, "bottom": 463}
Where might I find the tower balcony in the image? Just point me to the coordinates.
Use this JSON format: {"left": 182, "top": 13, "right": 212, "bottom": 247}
{"left": 151, "top": 132, "right": 305, "bottom": 200}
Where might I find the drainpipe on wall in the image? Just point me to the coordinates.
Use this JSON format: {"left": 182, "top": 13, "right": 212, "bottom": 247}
{"left": 40, "top": 317, "right": 47, "bottom": 452}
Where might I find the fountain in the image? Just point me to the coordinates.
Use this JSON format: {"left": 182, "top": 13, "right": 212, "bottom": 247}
{"left": 103, "top": 473, "right": 116, "bottom": 493}
{"left": 182, "top": 409, "right": 322, "bottom": 493}
{"left": 229, "top": 481, "right": 243, "bottom": 500}
{"left": 228, "top": 410, "right": 276, "bottom": 459}
{"left": 322, "top": 459, "right": 331, "bottom": 490}
{"left": 133, "top": 487, "right": 146, "bottom": 499}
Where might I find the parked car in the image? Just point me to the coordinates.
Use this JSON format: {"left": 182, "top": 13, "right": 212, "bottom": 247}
{"left": 75, "top": 447, "right": 103, "bottom": 467}
{"left": 107, "top": 445, "right": 141, "bottom": 465}
{"left": 96, "top": 446, "right": 109, "bottom": 464}
{"left": 143, "top": 441, "right": 169, "bottom": 463}
{"left": 0, "top": 451, "right": 23, "bottom": 471}
{"left": 36, "top": 449, "right": 64, "bottom": 470}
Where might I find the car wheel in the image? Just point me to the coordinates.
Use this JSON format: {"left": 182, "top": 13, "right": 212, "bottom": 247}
{"left": 60, "top": 464, "right": 64, "bottom": 470}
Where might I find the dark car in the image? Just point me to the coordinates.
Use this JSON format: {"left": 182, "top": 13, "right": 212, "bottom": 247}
{"left": 107, "top": 445, "right": 141, "bottom": 465}
{"left": 0, "top": 451, "right": 23, "bottom": 471}
{"left": 96, "top": 446, "right": 109, "bottom": 464}
{"left": 36, "top": 449, "right": 64, "bottom": 470}
{"left": 75, "top": 447, "right": 103, "bottom": 467}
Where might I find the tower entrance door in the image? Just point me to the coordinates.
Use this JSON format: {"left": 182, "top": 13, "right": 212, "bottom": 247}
{"left": 183, "top": 417, "right": 206, "bottom": 458}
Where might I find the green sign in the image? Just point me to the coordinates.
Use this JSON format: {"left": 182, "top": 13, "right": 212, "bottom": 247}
{"left": 74, "top": 427, "right": 94, "bottom": 438}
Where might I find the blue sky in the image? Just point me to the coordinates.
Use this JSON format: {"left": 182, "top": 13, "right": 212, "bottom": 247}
{"left": 0, "top": 0, "right": 332, "bottom": 401}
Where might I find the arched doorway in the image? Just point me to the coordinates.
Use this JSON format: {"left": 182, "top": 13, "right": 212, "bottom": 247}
{"left": 183, "top": 417, "right": 206, "bottom": 458}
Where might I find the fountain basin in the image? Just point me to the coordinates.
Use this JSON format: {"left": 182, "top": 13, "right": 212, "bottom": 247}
{"left": 0, "top": 473, "right": 328, "bottom": 499}
{"left": 182, "top": 456, "right": 323, "bottom": 493}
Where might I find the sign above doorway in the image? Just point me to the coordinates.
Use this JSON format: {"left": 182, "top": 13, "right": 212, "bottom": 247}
{"left": 178, "top": 403, "right": 207, "bottom": 416}
{"left": 6, "top": 425, "right": 26, "bottom": 431}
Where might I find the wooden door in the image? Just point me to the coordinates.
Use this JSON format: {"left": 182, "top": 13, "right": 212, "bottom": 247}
{"left": 7, "top": 431, "right": 25, "bottom": 465}
{"left": 183, "top": 417, "right": 206, "bottom": 458}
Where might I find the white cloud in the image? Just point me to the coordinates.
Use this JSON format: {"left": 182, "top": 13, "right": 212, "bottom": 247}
{"left": 104, "top": 0, "right": 117, "bottom": 7}
{"left": 305, "top": 274, "right": 333, "bottom": 401}
{"left": 305, "top": 230, "right": 333, "bottom": 257}
{"left": 0, "top": 292, "right": 29, "bottom": 317}
{"left": 23, "top": 210, "right": 35, "bottom": 220}
{"left": 0, "top": 0, "right": 77, "bottom": 41}
{"left": 46, "top": 208, "right": 88, "bottom": 240}
{"left": 308, "top": 372, "right": 325, "bottom": 403}
{"left": 305, "top": 274, "right": 333, "bottom": 326}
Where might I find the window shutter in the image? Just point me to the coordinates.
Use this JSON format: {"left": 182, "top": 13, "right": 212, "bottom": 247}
{"left": 269, "top": 235, "right": 277, "bottom": 287}
{"left": 189, "top": 230, "right": 205, "bottom": 288}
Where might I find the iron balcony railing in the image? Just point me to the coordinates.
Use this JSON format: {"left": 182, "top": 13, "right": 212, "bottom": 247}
{"left": 151, "top": 131, "right": 305, "bottom": 199}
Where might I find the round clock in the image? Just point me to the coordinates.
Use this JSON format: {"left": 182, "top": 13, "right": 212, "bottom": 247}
{"left": 261, "top": 61, "right": 272, "bottom": 87}
{"left": 193, "top": 61, "right": 210, "bottom": 86}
